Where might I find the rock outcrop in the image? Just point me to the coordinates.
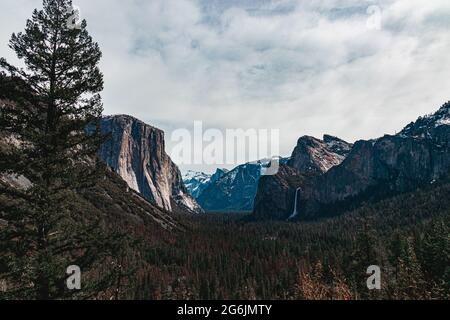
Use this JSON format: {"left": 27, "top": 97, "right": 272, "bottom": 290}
{"left": 288, "top": 135, "right": 352, "bottom": 174}
{"left": 98, "top": 115, "right": 203, "bottom": 214}
{"left": 253, "top": 135, "right": 352, "bottom": 219}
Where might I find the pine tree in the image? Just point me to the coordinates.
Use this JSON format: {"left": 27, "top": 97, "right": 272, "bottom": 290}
{"left": 394, "top": 237, "right": 429, "bottom": 299}
{"left": 0, "top": 0, "right": 115, "bottom": 299}
{"left": 416, "top": 219, "right": 450, "bottom": 297}
{"left": 344, "top": 221, "right": 381, "bottom": 299}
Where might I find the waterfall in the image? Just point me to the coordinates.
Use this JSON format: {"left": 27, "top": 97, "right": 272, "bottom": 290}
{"left": 288, "top": 187, "right": 301, "bottom": 220}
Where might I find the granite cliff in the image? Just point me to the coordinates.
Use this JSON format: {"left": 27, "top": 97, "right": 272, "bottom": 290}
{"left": 98, "top": 115, "right": 203, "bottom": 214}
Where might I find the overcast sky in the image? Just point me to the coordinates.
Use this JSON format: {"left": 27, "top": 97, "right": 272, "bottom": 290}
{"left": 1, "top": 0, "right": 449, "bottom": 173}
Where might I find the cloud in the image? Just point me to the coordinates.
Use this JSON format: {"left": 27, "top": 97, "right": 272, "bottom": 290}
{"left": 1, "top": 0, "right": 449, "bottom": 173}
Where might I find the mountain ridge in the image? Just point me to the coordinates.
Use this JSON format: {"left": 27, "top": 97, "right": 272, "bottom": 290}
{"left": 253, "top": 102, "right": 450, "bottom": 220}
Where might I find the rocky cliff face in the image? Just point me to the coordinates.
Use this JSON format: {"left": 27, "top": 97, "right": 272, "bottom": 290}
{"left": 253, "top": 135, "right": 351, "bottom": 219}
{"left": 253, "top": 164, "right": 306, "bottom": 220}
{"left": 304, "top": 103, "right": 450, "bottom": 212}
{"left": 98, "top": 115, "right": 203, "bottom": 214}
{"left": 288, "top": 135, "right": 352, "bottom": 175}
{"left": 253, "top": 102, "right": 450, "bottom": 220}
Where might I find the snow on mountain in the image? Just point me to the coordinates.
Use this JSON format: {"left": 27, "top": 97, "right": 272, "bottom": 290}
{"left": 195, "top": 158, "right": 289, "bottom": 212}
{"left": 197, "top": 162, "right": 262, "bottom": 212}
{"left": 183, "top": 170, "right": 211, "bottom": 183}
{"left": 183, "top": 171, "right": 212, "bottom": 199}
{"left": 183, "top": 168, "right": 229, "bottom": 200}
{"left": 400, "top": 101, "right": 450, "bottom": 138}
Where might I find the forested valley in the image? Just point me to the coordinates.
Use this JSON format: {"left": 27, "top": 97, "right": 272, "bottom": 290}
{"left": 131, "top": 180, "right": 450, "bottom": 300}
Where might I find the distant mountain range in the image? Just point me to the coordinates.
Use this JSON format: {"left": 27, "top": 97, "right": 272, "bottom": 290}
{"left": 197, "top": 162, "right": 263, "bottom": 212}
{"left": 181, "top": 135, "right": 353, "bottom": 213}
{"left": 183, "top": 159, "right": 289, "bottom": 212}
{"left": 181, "top": 103, "right": 450, "bottom": 216}
{"left": 183, "top": 169, "right": 229, "bottom": 199}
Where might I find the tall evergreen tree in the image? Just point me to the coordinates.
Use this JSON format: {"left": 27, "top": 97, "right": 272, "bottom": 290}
{"left": 0, "top": 0, "right": 113, "bottom": 299}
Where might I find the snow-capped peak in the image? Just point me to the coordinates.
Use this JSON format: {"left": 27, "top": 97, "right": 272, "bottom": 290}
{"left": 183, "top": 170, "right": 211, "bottom": 183}
{"left": 399, "top": 102, "right": 450, "bottom": 138}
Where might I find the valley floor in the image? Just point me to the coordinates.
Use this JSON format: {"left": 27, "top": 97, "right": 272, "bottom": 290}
{"left": 2, "top": 173, "right": 448, "bottom": 300}
{"left": 135, "top": 181, "right": 450, "bottom": 300}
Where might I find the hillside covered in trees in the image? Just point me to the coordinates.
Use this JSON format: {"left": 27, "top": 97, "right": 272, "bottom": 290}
{"left": 134, "top": 179, "right": 450, "bottom": 300}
